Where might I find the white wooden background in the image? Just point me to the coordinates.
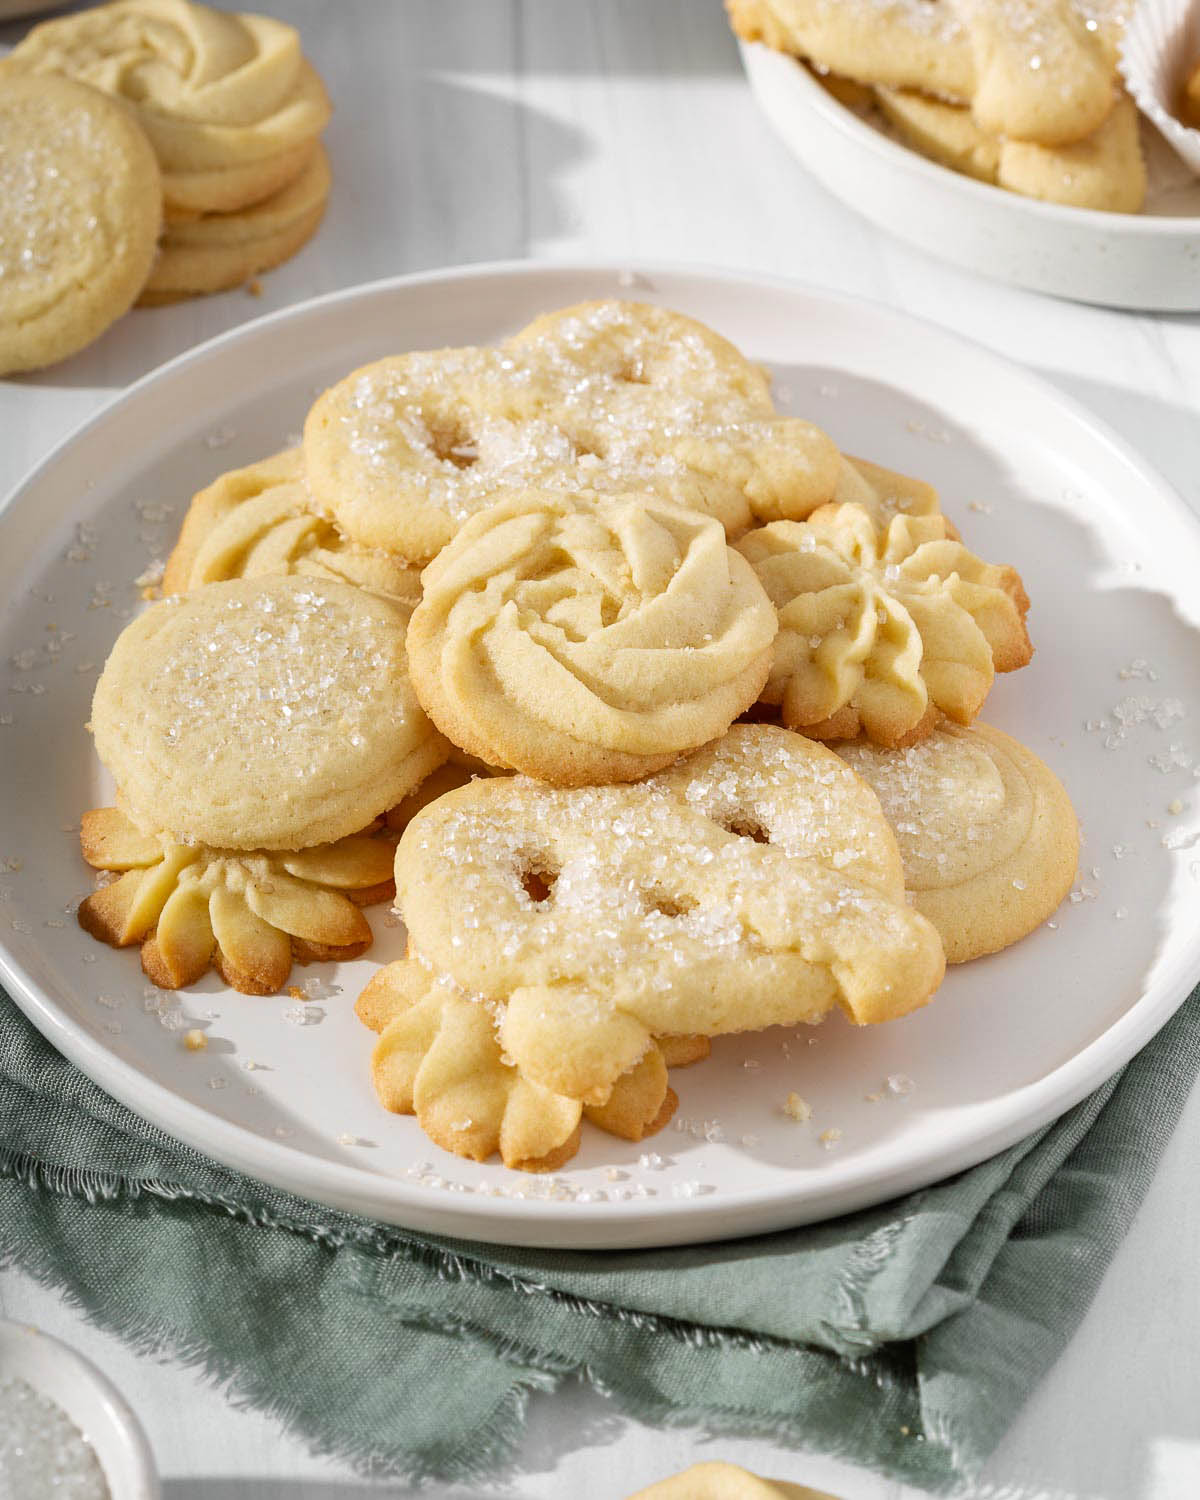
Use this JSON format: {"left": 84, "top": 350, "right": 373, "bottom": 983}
{"left": 2, "top": 3, "right": 1199, "bottom": 1497}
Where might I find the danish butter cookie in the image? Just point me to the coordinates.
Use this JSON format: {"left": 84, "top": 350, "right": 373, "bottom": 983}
{"left": 838, "top": 723, "right": 1079, "bottom": 962}
{"left": 954, "top": 0, "right": 1119, "bottom": 147}
{"left": 138, "top": 143, "right": 329, "bottom": 302}
{"left": 303, "top": 302, "right": 842, "bottom": 562}
{"left": 737, "top": 504, "right": 1032, "bottom": 746}
{"left": 78, "top": 806, "right": 395, "bottom": 993}
{"left": 629, "top": 1463, "right": 841, "bottom": 1500}
{"left": 646, "top": 724, "right": 905, "bottom": 896}
{"left": 998, "top": 92, "right": 1146, "bottom": 213}
{"left": 406, "top": 489, "right": 778, "bottom": 784}
{"left": 507, "top": 300, "right": 843, "bottom": 530}
{"left": 0, "top": 75, "right": 161, "bottom": 376}
{"left": 4, "top": 0, "right": 331, "bottom": 211}
{"left": 91, "top": 576, "right": 449, "bottom": 851}
{"left": 356, "top": 959, "right": 677, "bottom": 1171}
{"left": 875, "top": 87, "right": 1002, "bottom": 182}
{"left": 394, "top": 749, "right": 944, "bottom": 1102}
{"left": 833, "top": 455, "right": 942, "bottom": 525}
{"left": 729, "top": 0, "right": 975, "bottom": 101}
{"left": 162, "top": 447, "right": 421, "bottom": 605}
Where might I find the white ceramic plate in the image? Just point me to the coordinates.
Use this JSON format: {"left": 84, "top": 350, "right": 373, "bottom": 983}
{"left": 740, "top": 40, "right": 1200, "bottom": 311}
{"left": 2, "top": 262, "right": 1199, "bottom": 1250}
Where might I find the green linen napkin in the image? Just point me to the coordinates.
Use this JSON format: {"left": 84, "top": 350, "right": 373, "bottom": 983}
{"left": 2, "top": 985, "right": 1198, "bottom": 1493}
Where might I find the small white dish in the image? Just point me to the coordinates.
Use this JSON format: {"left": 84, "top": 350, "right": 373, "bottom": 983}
{"left": 1121, "top": 0, "right": 1200, "bottom": 177}
{"left": 739, "top": 40, "right": 1200, "bottom": 310}
{"left": 0, "top": 1320, "right": 160, "bottom": 1500}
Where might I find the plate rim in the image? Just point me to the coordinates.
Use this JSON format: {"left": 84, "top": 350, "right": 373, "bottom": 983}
{"left": 2, "top": 256, "right": 1199, "bottom": 1249}
{"left": 739, "top": 37, "right": 1200, "bottom": 236}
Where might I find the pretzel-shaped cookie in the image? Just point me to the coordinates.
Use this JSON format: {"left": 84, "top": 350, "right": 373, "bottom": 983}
{"left": 303, "top": 302, "right": 843, "bottom": 562}
{"left": 395, "top": 727, "right": 945, "bottom": 1102}
{"left": 356, "top": 959, "right": 681, "bottom": 1171}
{"left": 406, "top": 488, "right": 778, "bottom": 784}
{"left": 737, "top": 503, "right": 1031, "bottom": 746}
{"left": 78, "top": 807, "right": 394, "bottom": 993}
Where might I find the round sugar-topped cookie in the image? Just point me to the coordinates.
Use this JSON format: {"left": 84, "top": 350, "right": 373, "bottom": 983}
{"left": 0, "top": 74, "right": 161, "bottom": 375}
{"left": 162, "top": 447, "right": 422, "bottom": 605}
{"left": 91, "top": 576, "right": 449, "bottom": 851}
{"left": 837, "top": 722, "right": 1079, "bottom": 962}
{"left": 406, "top": 488, "right": 779, "bottom": 785}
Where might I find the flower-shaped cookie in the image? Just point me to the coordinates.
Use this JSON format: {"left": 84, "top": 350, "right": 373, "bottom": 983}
{"left": 162, "top": 448, "right": 422, "bottom": 606}
{"left": 394, "top": 728, "right": 945, "bottom": 1103}
{"left": 77, "top": 807, "right": 395, "bottom": 993}
{"left": 406, "top": 488, "right": 778, "bottom": 784}
{"left": 737, "top": 504, "right": 1031, "bottom": 746}
{"left": 355, "top": 959, "right": 681, "bottom": 1171}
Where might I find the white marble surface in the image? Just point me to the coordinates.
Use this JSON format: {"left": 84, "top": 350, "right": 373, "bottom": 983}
{"left": 1, "top": 3, "right": 1199, "bottom": 1497}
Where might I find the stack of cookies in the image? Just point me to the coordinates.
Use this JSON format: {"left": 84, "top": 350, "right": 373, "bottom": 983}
{"left": 79, "top": 300, "right": 1079, "bottom": 1173}
{"left": 729, "top": 0, "right": 1148, "bottom": 213}
{"left": 0, "top": 0, "right": 331, "bottom": 373}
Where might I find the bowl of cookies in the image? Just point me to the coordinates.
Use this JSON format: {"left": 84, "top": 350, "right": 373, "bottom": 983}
{"left": 1, "top": 263, "right": 1198, "bottom": 1248}
{"left": 730, "top": 0, "right": 1200, "bottom": 310}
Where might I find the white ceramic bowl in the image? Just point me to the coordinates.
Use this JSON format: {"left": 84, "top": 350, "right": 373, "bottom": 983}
{"left": 740, "top": 40, "right": 1200, "bottom": 310}
{"left": 0, "top": 1321, "right": 160, "bottom": 1500}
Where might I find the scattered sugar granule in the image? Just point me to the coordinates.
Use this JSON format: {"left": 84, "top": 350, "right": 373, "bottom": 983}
{"left": 783, "top": 1091, "right": 812, "bottom": 1123}
{"left": 605, "top": 1167, "right": 627, "bottom": 1182}
{"left": 0, "top": 1376, "right": 111, "bottom": 1500}
{"left": 818, "top": 1128, "right": 842, "bottom": 1150}
{"left": 887, "top": 1073, "right": 915, "bottom": 1097}
{"left": 638, "top": 1151, "right": 666, "bottom": 1171}
{"left": 207, "top": 1076, "right": 226, "bottom": 1090}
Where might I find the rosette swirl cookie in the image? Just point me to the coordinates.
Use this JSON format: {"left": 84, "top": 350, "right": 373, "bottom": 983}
{"left": 355, "top": 959, "right": 681, "bottom": 1171}
{"left": 406, "top": 489, "right": 778, "bottom": 784}
{"left": 838, "top": 723, "right": 1079, "bottom": 962}
{"left": 394, "top": 731, "right": 945, "bottom": 1104}
{"left": 78, "top": 808, "right": 394, "bottom": 993}
{"left": 737, "top": 504, "right": 1031, "bottom": 746}
{"left": 3, "top": 0, "right": 332, "bottom": 215}
{"left": 162, "top": 448, "right": 422, "bottom": 605}
{"left": 139, "top": 144, "right": 331, "bottom": 303}
{"left": 90, "top": 575, "right": 449, "bottom": 851}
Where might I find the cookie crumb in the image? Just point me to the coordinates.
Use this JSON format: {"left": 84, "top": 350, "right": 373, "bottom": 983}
{"left": 183, "top": 1029, "right": 207, "bottom": 1052}
{"left": 783, "top": 1091, "right": 812, "bottom": 1123}
{"left": 818, "top": 1127, "right": 842, "bottom": 1150}
{"left": 246, "top": 278, "right": 263, "bottom": 297}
